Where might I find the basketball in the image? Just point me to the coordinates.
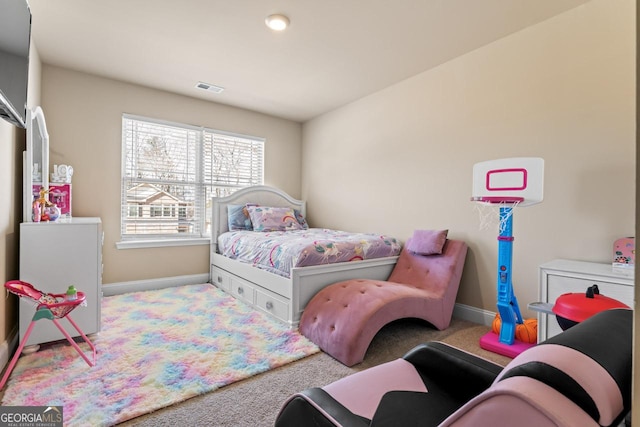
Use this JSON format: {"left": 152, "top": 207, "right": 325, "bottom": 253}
{"left": 491, "top": 314, "right": 537, "bottom": 344}
{"left": 515, "top": 318, "right": 538, "bottom": 344}
{"left": 491, "top": 313, "right": 501, "bottom": 334}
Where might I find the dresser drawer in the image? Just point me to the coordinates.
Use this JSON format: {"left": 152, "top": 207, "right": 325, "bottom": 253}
{"left": 211, "top": 266, "right": 231, "bottom": 291}
{"left": 538, "top": 259, "right": 634, "bottom": 342}
{"left": 230, "top": 277, "right": 256, "bottom": 304}
{"left": 545, "top": 275, "right": 633, "bottom": 306}
{"left": 255, "top": 288, "right": 289, "bottom": 322}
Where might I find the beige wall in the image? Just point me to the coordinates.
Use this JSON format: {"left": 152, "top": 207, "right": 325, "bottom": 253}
{"left": 40, "top": 66, "right": 302, "bottom": 285}
{"left": 302, "top": 0, "right": 635, "bottom": 319}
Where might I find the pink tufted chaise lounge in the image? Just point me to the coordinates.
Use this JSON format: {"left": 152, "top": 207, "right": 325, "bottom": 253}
{"left": 299, "top": 239, "right": 468, "bottom": 366}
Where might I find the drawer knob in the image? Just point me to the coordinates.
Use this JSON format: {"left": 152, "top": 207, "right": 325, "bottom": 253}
{"left": 237, "top": 287, "right": 244, "bottom": 294}
{"left": 217, "top": 276, "right": 222, "bottom": 283}
{"left": 266, "top": 301, "right": 274, "bottom": 310}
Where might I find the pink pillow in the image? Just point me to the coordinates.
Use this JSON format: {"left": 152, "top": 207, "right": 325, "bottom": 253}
{"left": 405, "top": 229, "right": 448, "bottom": 255}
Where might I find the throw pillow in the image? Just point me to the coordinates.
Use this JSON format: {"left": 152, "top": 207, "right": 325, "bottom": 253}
{"left": 247, "top": 206, "right": 303, "bottom": 232}
{"left": 227, "top": 204, "right": 253, "bottom": 231}
{"left": 406, "top": 229, "right": 448, "bottom": 255}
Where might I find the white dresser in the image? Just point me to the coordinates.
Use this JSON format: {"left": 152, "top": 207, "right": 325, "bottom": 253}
{"left": 536, "top": 259, "right": 634, "bottom": 342}
{"left": 19, "top": 217, "right": 103, "bottom": 346}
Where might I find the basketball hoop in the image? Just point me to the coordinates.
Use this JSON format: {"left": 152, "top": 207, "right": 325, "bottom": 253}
{"left": 470, "top": 158, "right": 544, "bottom": 356}
{"left": 471, "top": 196, "right": 522, "bottom": 234}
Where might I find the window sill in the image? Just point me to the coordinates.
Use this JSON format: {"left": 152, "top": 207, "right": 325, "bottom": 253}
{"left": 116, "top": 237, "right": 211, "bottom": 250}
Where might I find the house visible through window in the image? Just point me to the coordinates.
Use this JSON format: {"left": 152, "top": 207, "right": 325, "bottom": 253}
{"left": 121, "top": 114, "right": 264, "bottom": 240}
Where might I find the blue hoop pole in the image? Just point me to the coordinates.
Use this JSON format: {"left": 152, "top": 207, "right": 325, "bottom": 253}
{"left": 496, "top": 206, "right": 524, "bottom": 345}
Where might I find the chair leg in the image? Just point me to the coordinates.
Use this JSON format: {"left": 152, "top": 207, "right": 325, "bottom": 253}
{"left": 52, "top": 315, "right": 96, "bottom": 367}
{"left": 0, "top": 320, "right": 38, "bottom": 389}
{"left": 0, "top": 311, "right": 97, "bottom": 390}
{"left": 64, "top": 314, "right": 97, "bottom": 364}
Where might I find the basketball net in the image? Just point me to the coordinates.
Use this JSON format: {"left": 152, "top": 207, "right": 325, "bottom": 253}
{"left": 473, "top": 200, "right": 520, "bottom": 234}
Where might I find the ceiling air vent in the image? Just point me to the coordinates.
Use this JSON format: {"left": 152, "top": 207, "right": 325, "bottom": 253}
{"left": 196, "top": 82, "right": 224, "bottom": 94}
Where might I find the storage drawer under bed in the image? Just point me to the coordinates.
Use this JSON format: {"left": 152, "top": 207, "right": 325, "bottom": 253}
{"left": 230, "top": 276, "right": 256, "bottom": 305}
{"left": 255, "top": 287, "right": 289, "bottom": 321}
{"left": 211, "top": 266, "right": 231, "bottom": 291}
{"left": 211, "top": 265, "right": 291, "bottom": 324}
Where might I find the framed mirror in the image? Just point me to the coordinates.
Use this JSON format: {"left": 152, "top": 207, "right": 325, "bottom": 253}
{"left": 23, "top": 106, "right": 49, "bottom": 222}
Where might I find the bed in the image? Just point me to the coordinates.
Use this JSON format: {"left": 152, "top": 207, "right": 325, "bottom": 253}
{"left": 210, "top": 185, "right": 400, "bottom": 328}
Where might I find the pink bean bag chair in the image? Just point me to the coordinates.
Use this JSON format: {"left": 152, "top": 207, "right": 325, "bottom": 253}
{"left": 299, "top": 236, "right": 468, "bottom": 366}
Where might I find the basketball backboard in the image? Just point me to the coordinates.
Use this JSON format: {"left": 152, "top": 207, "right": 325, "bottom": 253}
{"left": 471, "top": 157, "right": 544, "bottom": 207}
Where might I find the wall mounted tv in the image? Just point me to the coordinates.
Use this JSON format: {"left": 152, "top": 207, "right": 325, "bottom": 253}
{"left": 0, "top": 0, "right": 31, "bottom": 129}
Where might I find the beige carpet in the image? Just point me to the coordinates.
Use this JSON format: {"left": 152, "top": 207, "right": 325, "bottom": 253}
{"left": 118, "top": 318, "right": 510, "bottom": 426}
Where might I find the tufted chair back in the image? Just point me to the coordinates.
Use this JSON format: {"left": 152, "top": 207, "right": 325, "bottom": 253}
{"left": 387, "top": 239, "right": 467, "bottom": 298}
{"left": 442, "top": 308, "right": 632, "bottom": 427}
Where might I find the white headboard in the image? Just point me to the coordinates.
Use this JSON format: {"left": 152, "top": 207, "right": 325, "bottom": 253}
{"left": 211, "top": 185, "right": 305, "bottom": 253}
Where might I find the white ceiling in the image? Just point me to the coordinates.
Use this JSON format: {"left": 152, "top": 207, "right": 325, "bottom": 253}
{"left": 28, "top": 0, "right": 591, "bottom": 123}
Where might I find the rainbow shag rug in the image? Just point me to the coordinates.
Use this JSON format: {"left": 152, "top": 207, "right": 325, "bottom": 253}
{"left": 1, "top": 284, "right": 319, "bottom": 426}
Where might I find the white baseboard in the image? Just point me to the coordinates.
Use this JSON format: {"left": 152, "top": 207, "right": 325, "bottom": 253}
{"left": 453, "top": 302, "right": 496, "bottom": 327}
{"left": 102, "top": 273, "right": 210, "bottom": 297}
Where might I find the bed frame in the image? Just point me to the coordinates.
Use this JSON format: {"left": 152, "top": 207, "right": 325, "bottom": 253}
{"left": 210, "top": 185, "right": 399, "bottom": 328}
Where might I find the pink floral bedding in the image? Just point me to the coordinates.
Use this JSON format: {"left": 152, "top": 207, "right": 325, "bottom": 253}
{"left": 218, "top": 228, "right": 402, "bottom": 278}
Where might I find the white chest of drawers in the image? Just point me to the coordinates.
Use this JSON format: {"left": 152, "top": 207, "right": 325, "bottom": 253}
{"left": 537, "top": 259, "right": 634, "bottom": 342}
{"left": 19, "top": 217, "right": 103, "bottom": 346}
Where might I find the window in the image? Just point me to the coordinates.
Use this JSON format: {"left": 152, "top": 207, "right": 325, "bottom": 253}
{"left": 121, "top": 114, "right": 264, "bottom": 241}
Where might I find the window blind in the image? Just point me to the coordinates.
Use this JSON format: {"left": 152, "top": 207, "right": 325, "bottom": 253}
{"left": 121, "top": 114, "right": 264, "bottom": 239}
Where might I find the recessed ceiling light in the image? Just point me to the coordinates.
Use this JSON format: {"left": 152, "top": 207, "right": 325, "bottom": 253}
{"left": 195, "top": 81, "right": 224, "bottom": 94}
{"left": 265, "top": 14, "right": 289, "bottom": 31}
